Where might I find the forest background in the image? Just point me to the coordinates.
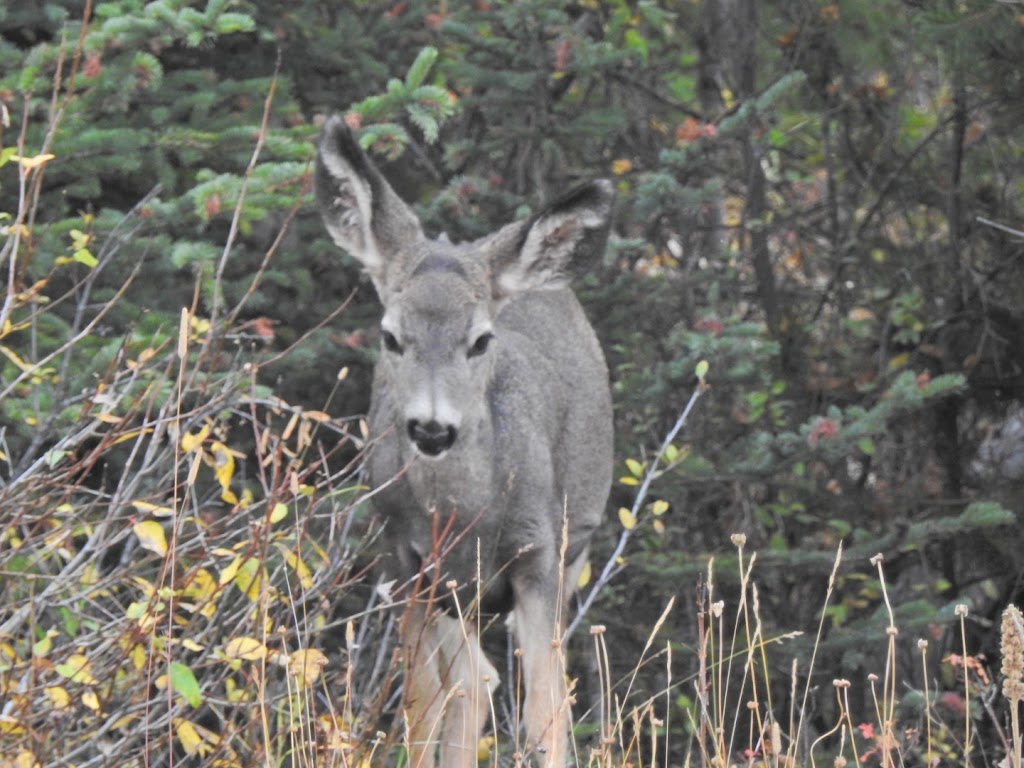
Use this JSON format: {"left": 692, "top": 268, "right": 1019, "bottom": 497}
{"left": 1, "top": 1, "right": 1023, "bottom": 766}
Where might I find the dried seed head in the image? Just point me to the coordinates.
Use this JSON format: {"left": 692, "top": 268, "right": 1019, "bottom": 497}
{"left": 870, "top": 553, "right": 884, "bottom": 567}
{"left": 590, "top": 625, "right": 606, "bottom": 636}
{"left": 955, "top": 603, "right": 969, "bottom": 618}
{"left": 832, "top": 678, "right": 850, "bottom": 689}
{"left": 712, "top": 601, "right": 725, "bottom": 618}
{"left": 730, "top": 533, "right": 747, "bottom": 548}
{"left": 867, "top": 673, "right": 879, "bottom": 682}
{"left": 1001, "top": 604, "right": 1024, "bottom": 702}
{"left": 887, "top": 626, "right": 899, "bottom": 637}
{"left": 834, "top": 757, "right": 847, "bottom": 768}
{"left": 446, "top": 579, "right": 458, "bottom": 590}
{"left": 917, "top": 639, "right": 928, "bottom": 650}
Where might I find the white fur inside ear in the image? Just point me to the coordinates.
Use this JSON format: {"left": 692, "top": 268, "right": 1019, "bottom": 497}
{"left": 319, "top": 145, "right": 383, "bottom": 275}
{"left": 495, "top": 208, "right": 601, "bottom": 295}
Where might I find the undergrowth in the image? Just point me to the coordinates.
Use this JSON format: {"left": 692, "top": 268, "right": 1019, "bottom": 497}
{"left": 1, "top": 41, "right": 1020, "bottom": 768}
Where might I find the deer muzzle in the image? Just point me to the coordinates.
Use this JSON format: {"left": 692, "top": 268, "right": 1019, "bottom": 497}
{"left": 407, "top": 418, "right": 458, "bottom": 456}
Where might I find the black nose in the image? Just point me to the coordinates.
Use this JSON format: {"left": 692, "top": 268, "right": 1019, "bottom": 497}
{"left": 407, "top": 419, "right": 457, "bottom": 456}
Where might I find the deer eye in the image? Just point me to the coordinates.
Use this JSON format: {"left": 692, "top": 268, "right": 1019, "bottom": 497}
{"left": 467, "top": 331, "right": 494, "bottom": 359}
{"left": 381, "top": 329, "right": 403, "bottom": 355}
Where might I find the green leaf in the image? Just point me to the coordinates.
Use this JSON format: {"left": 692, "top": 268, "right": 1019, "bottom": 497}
{"left": 960, "top": 501, "right": 1014, "bottom": 528}
{"left": 214, "top": 12, "right": 255, "bottom": 35}
{"left": 405, "top": 46, "right": 438, "bottom": 90}
{"left": 170, "top": 662, "right": 202, "bottom": 708}
{"left": 407, "top": 103, "right": 439, "bottom": 143}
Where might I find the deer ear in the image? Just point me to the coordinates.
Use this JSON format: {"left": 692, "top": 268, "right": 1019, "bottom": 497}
{"left": 491, "top": 180, "right": 614, "bottom": 299}
{"left": 315, "top": 116, "right": 424, "bottom": 291}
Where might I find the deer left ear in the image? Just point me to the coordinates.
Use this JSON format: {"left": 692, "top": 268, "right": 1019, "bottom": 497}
{"left": 491, "top": 180, "right": 614, "bottom": 299}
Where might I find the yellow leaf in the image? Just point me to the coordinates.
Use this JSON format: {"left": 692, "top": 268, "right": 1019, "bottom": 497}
{"left": 576, "top": 559, "right": 592, "bottom": 589}
{"left": 610, "top": 158, "right": 633, "bottom": 175}
{"left": 223, "top": 637, "right": 267, "bottom": 661}
{"left": 0, "top": 344, "right": 33, "bottom": 372}
{"left": 224, "top": 677, "right": 246, "bottom": 703}
{"left": 288, "top": 648, "right": 327, "bottom": 687}
{"left": 625, "top": 458, "right": 644, "bottom": 477}
{"left": 45, "top": 686, "right": 70, "bottom": 709}
{"left": 8, "top": 750, "right": 37, "bottom": 767}
{"left": 650, "top": 499, "right": 669, "bottom": 516}
{"left": 131, "top": 500, "right": 174, "bottom": 518}
{"left": 218, "top": 556, "right": 242, "bottom": 586}
{"left": 111, "top": 427, "right": 153, "bottom": 446}
{"left": 190, "top": 315, "right": 211, "bottom": 335}
{"left": 14, "top": 153, "right": 55, "bottom": 171}
{"left": 280, "top": 546, "right": 314, "bottom": 590}
{"left": 81, "top": 689, "right": 100, "bottom": 711}
{"left": 0, "top": 714, "right": 25, "bottom": 735}
{"left": 56, "top": 653, "right": 96, "bottom": 685}
{"left": 133, "top": 520, "right": 168, "bottom": 556}
{"left": 181, "top": 424, "right": 211, "bottom": 453}
{"left": 182, "top": 639, "right": 204, "bottom": 652}
{"left": 619, "top": 476, "right": 639, "bottom": 486}
{"left": 269, "top": 503, "right": 288, "bottom": 524}
{"left": 232, "top": 557, "right": 264, "bottom": 602}
{"left": 129, "top": 644, "right": 146, "bottom": 670}
{"left": 209, "top": 441, "right": 235, "bottom": 495}
{"left": 618, "top": 507, "right": 637, "bottom": 530}
{"left": 175, "top": 718, "right": 204, "bottom": 756}
{"left": 477, "top": 735, "right": 496, "bottom": 761}
{"left": 111, "top": 713, "right": 138, "bottom": 730}
{"left": 32, "top": 629, "right": 58, "bottom": 657}
{"left": 888, "top": 353, "right": 909, "bottom": 371}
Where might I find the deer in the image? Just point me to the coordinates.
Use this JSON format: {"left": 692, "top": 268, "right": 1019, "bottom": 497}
{"left": 315, "top": 115, "right": 614, "bottom": 768}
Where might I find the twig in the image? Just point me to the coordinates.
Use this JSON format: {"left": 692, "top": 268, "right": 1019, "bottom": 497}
{"left": 567, "top": 382, "right": 705, "bottom": 639}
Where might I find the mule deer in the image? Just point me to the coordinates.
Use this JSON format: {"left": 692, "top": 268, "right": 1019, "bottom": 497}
{"left": 315, "top": 116, "right": 614, "bottom": 768}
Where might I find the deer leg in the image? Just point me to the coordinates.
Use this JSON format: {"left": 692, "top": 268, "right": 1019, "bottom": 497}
{"left": 434, "top": 613, "right": 500, "bottom": 768}
{"left": 512, "top": 577, "right": 572, "bottom": 768}
{"left": 402, "top": 604, "right": 445, "bottom": 768}
{"left": 404, "top": 604, "right": 499, "bottom": 768}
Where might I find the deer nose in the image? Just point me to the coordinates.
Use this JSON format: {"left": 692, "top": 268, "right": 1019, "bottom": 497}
{"left": 407, "top": 419, "right": 457, "bottom": 456}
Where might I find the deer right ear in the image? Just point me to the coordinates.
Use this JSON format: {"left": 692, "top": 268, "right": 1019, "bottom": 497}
{"left": 315, "top": 116, "right": 423, "bottom": 290}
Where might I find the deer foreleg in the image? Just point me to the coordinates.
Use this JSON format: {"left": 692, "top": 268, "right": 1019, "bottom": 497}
{"left": 513, "top": 580, "right": 572, "bottom": 768}
{"left": 403, "top": 604, "right": 445, "bottom": 768}
{"left": 403, "top": 605, "right": 499, "bottom": 768}
{"left": 435, "top": 613, "right": 499, "bottom": 768}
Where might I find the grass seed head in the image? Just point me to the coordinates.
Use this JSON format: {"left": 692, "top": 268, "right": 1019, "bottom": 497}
{"left": 1001, "top": 604, "right": 1024, "bottom": 702}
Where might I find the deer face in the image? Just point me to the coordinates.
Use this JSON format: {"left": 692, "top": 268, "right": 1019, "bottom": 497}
{"left": 376, "top": 253, "right": 497, "bottom": 458}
